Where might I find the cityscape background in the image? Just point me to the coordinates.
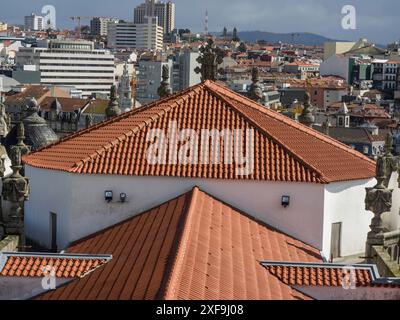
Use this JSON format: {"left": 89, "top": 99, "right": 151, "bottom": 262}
{"left": 0, "top": 0, "right": 399, "bottom": 44}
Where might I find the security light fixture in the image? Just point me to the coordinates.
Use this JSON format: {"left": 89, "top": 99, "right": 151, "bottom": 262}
{"left": 120, "top": 193, "right": 127, "bottom": 203}
{"left": 281, "top": 195, "right": 290, "bottom": 208}
{"left": 105, "top": 190, "right": 113, "bottom": 202}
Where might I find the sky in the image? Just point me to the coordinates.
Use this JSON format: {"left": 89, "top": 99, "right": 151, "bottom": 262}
{"left": 0, "top": 0, "right": 398, "bottom": 44}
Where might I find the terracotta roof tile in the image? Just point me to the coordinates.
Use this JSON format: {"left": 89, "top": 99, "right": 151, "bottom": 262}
{"left": 0, "top": 252, "right": 111, "bottom": 278}
{"left": 37, "top": 187, "right": 322, "bottom": 300}
{"left": 40, "top": 97, "right": 90, "bottom": 113}
{"left": 262, "top": 262, "right": 400, "bottom": 288}
{"left": 23, "top": 81, "right": 375, "bottom": 183}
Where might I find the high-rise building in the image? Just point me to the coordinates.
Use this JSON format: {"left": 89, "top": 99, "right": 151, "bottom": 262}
{"left": 134, "top": 0, "right": 175, "bottom": 34}
{"left": 107, "top": 17, "right": 163, "bottom": 51}
{"left": 16, "top": 40, "right": 115, "bottom": 98}
{"left": 136, "top": 58, "right": 173, "bottom": 103}
{"left": 90, "top": 17, "right": 120, "bottom": 37}
{"left": 172, "top": 49, "right": 201, "bottom": 92}
{"left": 24, "top": 13, "right": 44, "bottom": 31}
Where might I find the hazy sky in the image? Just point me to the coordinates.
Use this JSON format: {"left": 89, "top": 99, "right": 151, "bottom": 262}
{"left": 0, "top": 0, "right": 398, "bottom": 44}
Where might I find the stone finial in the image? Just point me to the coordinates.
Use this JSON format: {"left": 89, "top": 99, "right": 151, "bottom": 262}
{"left": 105, "top": 85, "right": 121, "bottom": 119}
{"left": 322, "top": 117, "right": 330, "bottom": 135}
{"left": 15, "top": 122, "right": 30, "bottom": 158}
{"left": 0, "top": 101, "right": 9, "bottom": 138}
{"left": 157, "top": 64, "right": 173, "bottom": 98}
{"left": 2, "top": 146, "right": 30, "bottom": 244}
{"left": 364, "top": 138, "right": 398, "bottom": 262}
{"left": 194, "top": 38, "right": 224, "bottom": 82}
{"left": 298, "top": 92, "right": 315, "bottom": 127}
{"left": 85, "top": 114, "right": 94, "bottom": 128}
{"left": 249, "top": 67, "right": 263, "bottom": 103}
{"left": 118, "top": 62, "right": 133, "bottom": 111}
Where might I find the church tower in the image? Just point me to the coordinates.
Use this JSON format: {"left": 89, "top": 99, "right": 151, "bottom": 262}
{"left": 337, "top": 102, "right": 350, "bottom": 128}
{"left": 118, "top": 62, "right": 133, "bottom": 112}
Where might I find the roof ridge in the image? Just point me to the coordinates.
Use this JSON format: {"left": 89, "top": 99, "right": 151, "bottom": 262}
{"left": 159, "top": 187, "right": 200, "bottom": 300}
{"left": 204, "top": 83, "right": 326, "bottom": 182}
{"left": 206, "top": 81, "right": 375, "bottom": 167}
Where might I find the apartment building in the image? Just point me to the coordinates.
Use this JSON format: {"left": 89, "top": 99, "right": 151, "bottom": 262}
{"left": 172, "top": 49, "right": 201, "bottom": 92}
{"left": 136, "top": 58, "right": 173, "bottom": 103}
{"left": 90, "top": 17, "right": 120, "bottom": 37}
{"left": 24, "top": 13, "right": 44, "bottom": 31}
{"left": 134, "top": 0, "right": 175, "bottom": 34}
{"left": 107, "top": 17, "right": 163, "bottom": 51}
{"left": 372, "top": 59, "right": 400, "bottom": 91}
{"left": 16, "top": 40, "right": 115, "bottom": 98}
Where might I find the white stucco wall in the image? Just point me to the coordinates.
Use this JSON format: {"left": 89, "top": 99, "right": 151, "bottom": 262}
{"left": 25, "top": 166, "right": 326, "bottom": 252}
{"left": 25, "top": 166, "right": 395, "bottom": 260}
{"left": 320, "top": 55, "right": 349, "bottom": 82}
{"left": 24, "top": 168, "right": 73, "bottom": 250}
{"left": 295, "top": 285, "right": 400, "bottom": 300}
{"left": 323, "top": 178, "right": 376, "bottom": 258}
{"left": 0, "top": 277, "right": 71, "bottom": 300}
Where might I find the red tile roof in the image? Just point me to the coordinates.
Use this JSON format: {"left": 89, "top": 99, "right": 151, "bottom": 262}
{"left": 262, "top": 262, "right": 400, "bottom": 288}
{"left": 40, "top": 97, "right": 90, "bottom": 113}
{"left": 0, "top": 252, "right": 111, "bottom": 278}
{"left": 23, "top": 80, "right": 375, "bottom": 183}
{"left": 37, "top": 187, "right": 322, "bottom": 300}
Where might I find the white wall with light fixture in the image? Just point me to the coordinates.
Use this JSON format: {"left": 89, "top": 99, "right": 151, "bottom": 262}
{"left": 25, "top": 165, "right": 395, "bottom": 260}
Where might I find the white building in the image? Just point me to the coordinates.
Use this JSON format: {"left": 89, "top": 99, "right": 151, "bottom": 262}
{"left": 15, "top": 40, "right": 115, "bottom": 98}
{"left": 24, "top": 13, "right": 44, "bottom": 31}
{"left": 134, "top": 0, "right": 175, "bottom": 34}
{"left": 172, "top": 49, "right": 201, "bottom": 92}
{"left": 320, "top": 54, "right": 350, "bottom": 82}
{"left": 136, "top": 58, "right": 173, "bottom": 103}
{"left": 90, "top": 17, "right": 120, "bottom": 37}
{"left": 107, "top": 17, "right": 163, "bottom": 51}
{"left": 23, "top": 80, "right": 397, "bottom": 261}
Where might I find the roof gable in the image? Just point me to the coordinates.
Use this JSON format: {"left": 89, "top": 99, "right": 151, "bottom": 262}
{"left": 37, "top": 187, "right": 322, "bottom": 300}
{"left": 23, "top": 81, "right": 375, "bottom": 183}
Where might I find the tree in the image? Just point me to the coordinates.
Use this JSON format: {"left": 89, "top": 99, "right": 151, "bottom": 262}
{"left": 232, "top": 27, "right": 240, "bottom": 42}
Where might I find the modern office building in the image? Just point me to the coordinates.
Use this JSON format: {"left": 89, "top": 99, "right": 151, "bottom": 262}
{"left": 90, "top": 17, "right": 120, "bottom": 37}
{"left": 134, "top": 0, "right": 175, "bottom": 34}
{"left": 136, "top": 58, "right": 173, "bottom": 103}
{"left": 107, "top": 17, "right": 163, "bottom": 51}
{"left": 16, "top": 40, "right": 115, "bottom": 98}
{"left": 24, "top": 13, "right": 44, "bottom": 31}
{"left": 172, "top": 49, "right": 201, "bottom": 92}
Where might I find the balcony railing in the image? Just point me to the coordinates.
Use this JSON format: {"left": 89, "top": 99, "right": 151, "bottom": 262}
{"left": 383, "top": 230, "right": 400, "bottom": 265}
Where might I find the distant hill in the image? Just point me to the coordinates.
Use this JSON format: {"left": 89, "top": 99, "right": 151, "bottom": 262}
{"left": 235, "top": 31, "right": 336, "bottom": 46}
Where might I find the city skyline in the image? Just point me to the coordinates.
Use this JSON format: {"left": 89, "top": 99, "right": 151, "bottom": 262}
{"left": 0, "top": 0, "right": 399, "bottom": 44}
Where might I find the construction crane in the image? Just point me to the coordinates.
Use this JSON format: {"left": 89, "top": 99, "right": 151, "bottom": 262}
{"left": 70, "top": 16, "right": 93, "bottom": 39}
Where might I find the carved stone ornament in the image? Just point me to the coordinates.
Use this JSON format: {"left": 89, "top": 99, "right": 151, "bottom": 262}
{"left": 194, "top": 38, "right": 224, "bottom": 81}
